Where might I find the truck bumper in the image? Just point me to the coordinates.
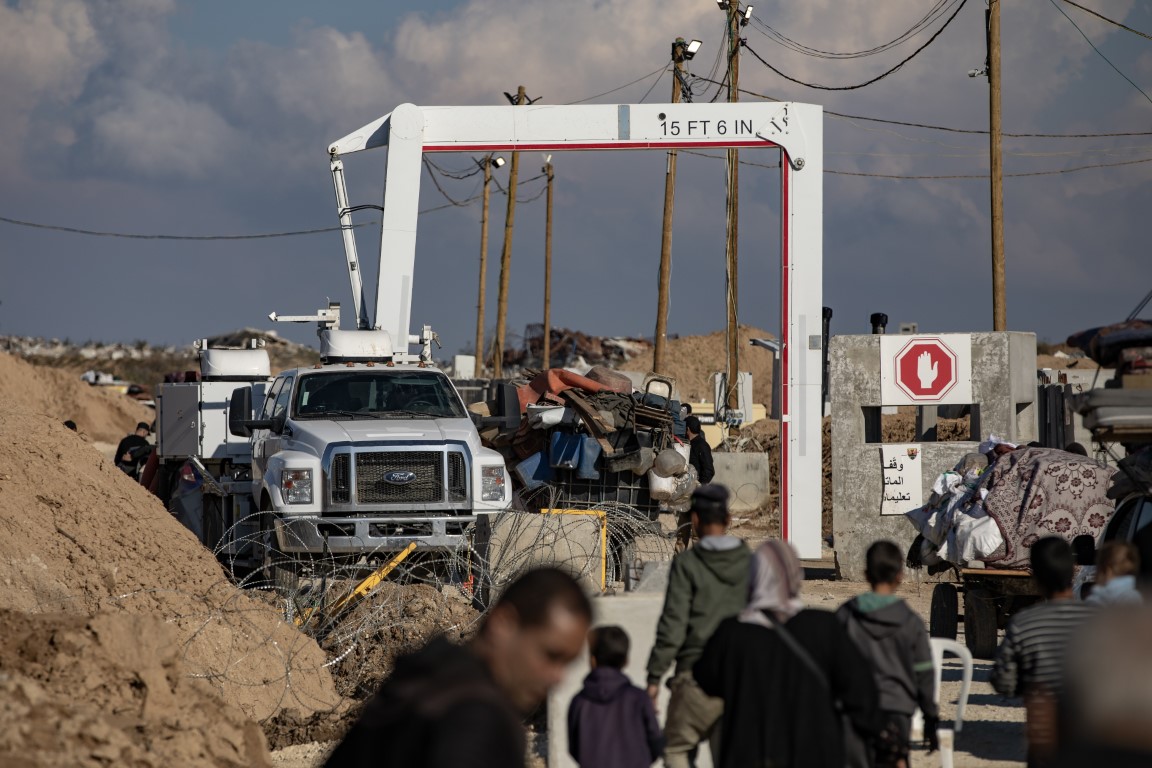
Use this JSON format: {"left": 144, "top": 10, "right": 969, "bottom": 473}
{"left": 273, "top": 514, "right": 475, "bottom": 554}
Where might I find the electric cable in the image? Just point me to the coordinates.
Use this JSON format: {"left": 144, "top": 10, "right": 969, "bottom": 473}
{"left": 1048, "top": 0, "right": 1152, "bottom": 107}
{"left": 749, "top": 0, "right": 960, "bottom": 59}
{"left": 692, "top": 76, "right": 1152, "bottom": 137}
{"left": 0, "top": 214, "right": 371, "bottom": 240}
{"left": 565, "top": 62, "right": 669, "bottom": 105}
{"left": 740, "top": 0, "right": 968, "bottom": 92}
{"left": 1061, "top": 0, "right": 1152, "bottom": 44}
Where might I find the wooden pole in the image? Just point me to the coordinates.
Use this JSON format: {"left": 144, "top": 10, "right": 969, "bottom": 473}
{"left": 989, "top": 0, "right": 1006, "bottom": 331}
{"left": 542, "top": 160, "right": 554, "bottom": 369}
{"left": 725, "top": 5, "right": 742, "bottom": 412}
{"left": 493, "top": 85, "right": 526, "bottom": 378}
{"left": 475, "top": 155, "right": 494, "bottom": 376}
{"left": 654, "top": 40, "right": 687, "bottom": 375}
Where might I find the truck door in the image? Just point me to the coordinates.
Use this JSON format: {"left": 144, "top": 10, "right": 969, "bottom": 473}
{"left": 251, "top": 376, "right": 285, "bottom": 485}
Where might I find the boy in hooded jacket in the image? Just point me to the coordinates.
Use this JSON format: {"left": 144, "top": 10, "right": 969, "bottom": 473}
{"left": 837, "top": 540, "right": 939, "bottom": 767}
{"left": 568, "top": 625, "right": 664, "bottom": 768}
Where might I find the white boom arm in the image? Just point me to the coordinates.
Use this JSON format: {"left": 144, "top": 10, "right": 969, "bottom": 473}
{"left": 327, "top": 101, "right": 825, "bottom": 558}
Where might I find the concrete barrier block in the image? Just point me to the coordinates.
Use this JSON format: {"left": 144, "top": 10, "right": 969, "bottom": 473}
{"left": 712, "top": 453, "right": 772, "bottom": 512}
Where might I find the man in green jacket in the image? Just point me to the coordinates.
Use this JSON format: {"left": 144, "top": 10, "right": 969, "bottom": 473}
{"left": 646, "top": 484, "right": 751, "bottom": 768}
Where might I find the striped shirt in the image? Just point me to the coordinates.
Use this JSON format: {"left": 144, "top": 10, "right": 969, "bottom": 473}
{"left": 991, "top": 599, "right": 1098, "bottom": 697}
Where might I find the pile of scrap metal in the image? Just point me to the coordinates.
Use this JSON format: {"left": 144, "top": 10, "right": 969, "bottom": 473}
{"left": 501, "top": 325, "right": 653, "bottom": 370}
{"left": 1068, "top": 318, "right": 1152, "bottom": 445}
{"left": 472, "top": 366, "right": 695, "bottom": 517}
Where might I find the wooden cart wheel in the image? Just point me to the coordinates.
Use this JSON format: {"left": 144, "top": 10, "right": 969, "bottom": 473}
{"left": 930, "top": 583, "right": 959, "bottom": 639}
{"left": 964, "top": 588, "right": 999, "bottom": 659}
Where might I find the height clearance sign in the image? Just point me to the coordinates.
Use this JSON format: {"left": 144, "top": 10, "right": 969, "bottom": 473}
{"left": 879, "top": 334, "right": 973, "bottom": 406}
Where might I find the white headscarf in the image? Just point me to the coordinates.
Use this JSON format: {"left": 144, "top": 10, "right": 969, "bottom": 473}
{"left": 738, "top": 539, "right": 805, "bottom": 628}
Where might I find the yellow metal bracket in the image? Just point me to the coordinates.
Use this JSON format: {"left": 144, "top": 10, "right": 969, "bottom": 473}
{"left": 542, "top": 508, "right": 608, "bottom": 591}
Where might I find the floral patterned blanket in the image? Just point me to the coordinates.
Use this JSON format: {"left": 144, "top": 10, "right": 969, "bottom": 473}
{"left": 981, "top": 447, "right": 1116, "bottom": 568}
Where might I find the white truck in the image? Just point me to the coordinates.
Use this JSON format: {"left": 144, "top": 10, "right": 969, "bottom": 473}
{"left": 155, "top": 125, "right": 518, "bottom": 585}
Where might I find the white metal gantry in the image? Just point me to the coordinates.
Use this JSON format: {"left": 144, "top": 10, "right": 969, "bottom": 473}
{"left": 328, "top": 100, "right": 824, "bottom": 558}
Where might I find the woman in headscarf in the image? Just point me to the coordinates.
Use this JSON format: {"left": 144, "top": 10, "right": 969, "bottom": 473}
{"left": 693, "top": 540, "right": 882, "bottom": 768}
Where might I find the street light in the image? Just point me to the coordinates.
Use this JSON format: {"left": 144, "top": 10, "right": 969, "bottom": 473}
{"left": 742, "top": 5, "right": 754, "bottom": 24}
{"left": 685, "top": 39, "right": 703, "bottom": 59}
{"left": 715, "top": 0, "right": 729, "bottom": 9}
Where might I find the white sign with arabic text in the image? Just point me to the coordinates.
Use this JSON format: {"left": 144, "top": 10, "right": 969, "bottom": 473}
{"left": 880, "top": 444, "right": 924, "bottom": 516}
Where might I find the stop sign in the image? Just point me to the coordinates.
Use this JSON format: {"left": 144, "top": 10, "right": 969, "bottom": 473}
{"left": 893, "top": 338, "right": 958, "bottom": 400}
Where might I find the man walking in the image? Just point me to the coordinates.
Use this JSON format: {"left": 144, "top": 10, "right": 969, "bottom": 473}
{"left": 646, "top": 485, "right": 750, "bottom": 768}
{"left": 326, "top": 568, "right": 592, "bottom": 768}
{"left": 993, "top": 537, "right": 1097, "bottom": 768}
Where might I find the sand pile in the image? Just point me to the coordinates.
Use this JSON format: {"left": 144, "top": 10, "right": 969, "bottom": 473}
{"left": 0, "top": 609, "right": 271, "bottom": 768}
{"left": 0, "top": 352, "right": 153, "bottom": 444}
{"left": 0, "top": 405, "right": 340, "bottom": 723}
{"left": 625, "top": 325, "right": 776, "bottom": 405}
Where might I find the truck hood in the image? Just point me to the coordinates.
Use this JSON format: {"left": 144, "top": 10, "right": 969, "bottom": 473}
{"left": 289, "top": 417, "right": 479, "bottom": 451}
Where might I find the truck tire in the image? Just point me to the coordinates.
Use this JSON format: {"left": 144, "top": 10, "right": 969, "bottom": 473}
{"left": 259, "top": 507, "right": 299, "bottom": 597}
{"left": 930, "top": 583, "right": 959, "bottom": 640}
{"left": 964, "top": 588, "right": 999, "bottom": 659}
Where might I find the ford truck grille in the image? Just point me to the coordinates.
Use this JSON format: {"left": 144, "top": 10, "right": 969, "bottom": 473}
{"left": 329, "top": 450, "right": 469, "bottom": 505}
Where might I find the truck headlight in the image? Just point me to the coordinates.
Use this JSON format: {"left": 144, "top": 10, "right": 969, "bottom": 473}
{"left": 481, "top": 465, "right": 506, "bottom": 502}
{"left": 282, "top": 469, "right": 313, "bottom": 504}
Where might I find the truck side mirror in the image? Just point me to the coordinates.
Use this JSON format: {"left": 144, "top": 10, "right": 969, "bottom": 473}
{"left": 229, "top": 387, "right": 253, "bottom": 437}
{"left": 229, "top": 387, "right": 273, "bottom": 437}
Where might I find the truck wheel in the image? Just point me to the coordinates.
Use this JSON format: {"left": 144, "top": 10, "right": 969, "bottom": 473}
{"left": 930, "top": 583, "right": 959, "bottom": 640}
{"left": 964, "top": 588, "right": 999, "bottom": 659}
{"left": 259, "top": 508, "right": 299, "bottom": 597}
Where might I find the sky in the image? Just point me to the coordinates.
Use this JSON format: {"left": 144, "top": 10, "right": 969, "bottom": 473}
{"left": 1, "top": 0, "right": 1151, "bottom": 356}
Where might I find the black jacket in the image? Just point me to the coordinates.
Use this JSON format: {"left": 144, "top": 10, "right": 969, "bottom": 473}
{"left": 694, "top": 611, "right": 881, "bottom": 768}
{"left": 567, "top": 667, "right": 664, "bottom": 768}
{"left": 688, "top": 435, "right": 715, "bottom": 484}
{"left": 837, "top": 594, "right": 939, "bottom": 719}
{"left": 325, "top": 637, "right": 524, "bottom": 768}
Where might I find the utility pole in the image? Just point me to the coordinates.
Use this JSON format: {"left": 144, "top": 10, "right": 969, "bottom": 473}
{"left": 474, "top": 154, "right": 503, "bottom": 377}
{"left": 988, "top": 0, "right": 1006, "bottom": 330}
{"left": 542, "top": 157, "right": 554, "bottom": 369}
{"left": 654, "top": 38, "right": 692, "bottom": 375}
{"left": 493, "top": 85, "right": 526, "bottom": 379}
{"left": 723, "top": 2, "right": 746, "bottom": 413}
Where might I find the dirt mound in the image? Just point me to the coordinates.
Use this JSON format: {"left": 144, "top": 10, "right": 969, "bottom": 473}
{"left": 322, "top": 582, "right": 479, "bottom": 699}
{"left": 0, "top": 609, "right": 271, "bottom": 768}
{"left": 625, "top": 325, "right": 775, "bottom": 405}
{"left": 0, "top": 352, "right": 152, "bottom": 444}
{"left": 0, "top": 404, "right": 340, "bottom": 721}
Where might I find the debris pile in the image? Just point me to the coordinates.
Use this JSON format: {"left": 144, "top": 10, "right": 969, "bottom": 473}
{"left": 503, "top": 325, "right": 653, "bottom": 370}
{"left": 479, "top": 366, "right": 694, "bottom": 517}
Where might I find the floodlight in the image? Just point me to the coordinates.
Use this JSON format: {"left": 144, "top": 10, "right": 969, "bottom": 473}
{"left": 686, "top": 39, "right": 703, "bottom": 59}
{"left": 492, "top": 156, "right": 506, "bottom": 168}
{"left": 715, "top": 0, "right": 729, "bottom": 9}
{"left": 744, "top": 5, "right": 754, "bottom": 21}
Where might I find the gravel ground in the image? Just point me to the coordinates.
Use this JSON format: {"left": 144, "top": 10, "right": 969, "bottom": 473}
{"left": 807, "top": 574, "right": 1027, "bottom": 767}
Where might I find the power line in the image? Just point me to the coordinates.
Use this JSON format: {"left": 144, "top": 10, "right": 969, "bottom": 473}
{"left": 750, "top": 0, "right": 960, "bottom": 60}
{"left": 565, "top": 62, "right": 669, "bottom": 105}
{"left": 741, "top": 0, "right": 969, "bottom": 91}
{"left": 677, "top": 146, "right": 1152, "bottom": 177}
{"left": 1061, "top": 0, "right": 1152, "bottom": 43}
{"left": 692, "top": 76, "right": 1152, "bottom": 137}
{"left": 0, "top": 213, "right": 371, "bottom": 240}
{"left": 1048, "top": 0, "right": 1152, "bottom": 107}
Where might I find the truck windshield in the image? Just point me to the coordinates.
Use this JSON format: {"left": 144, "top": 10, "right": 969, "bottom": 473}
{"left": 293, "top": 370, "right": 467, "bottom": 420}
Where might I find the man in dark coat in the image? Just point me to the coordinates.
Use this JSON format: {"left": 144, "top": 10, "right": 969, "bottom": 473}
{"left": 568, "top": 625, "right": 664, "bottom": 768}
{"left": 115, "top": 421, "right": 151, "bottom": 475}
{"left": 694, "top": 540, "right": 882, "bottom": 768}
{"left": 326, "top": 568, "right": 591, "bottom": 768}
{"left": 685, "top": 416, "right": 714, "bottom": 484}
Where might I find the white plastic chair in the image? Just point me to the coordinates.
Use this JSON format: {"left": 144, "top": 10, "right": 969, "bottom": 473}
{"left": 913, "top": 637, "right": 974, "bottom": 739}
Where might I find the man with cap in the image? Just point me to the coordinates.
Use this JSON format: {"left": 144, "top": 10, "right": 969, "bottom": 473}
{"left": 115, "top": 421, "right": 152, "bottom": 476}
{"left": 646, "top": 484, "right": 750, "bottom": 768}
